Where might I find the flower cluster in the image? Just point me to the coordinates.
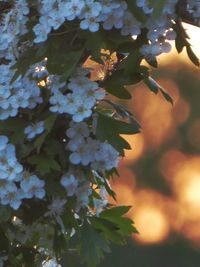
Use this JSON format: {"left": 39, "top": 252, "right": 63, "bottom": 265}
{"left": 49, "top": 68, "right": 105, "bottom": 122}
{"left": 0, "top": 63, "right": 42, "bottom": 121}
{"left": 30, "top": 0, "right": 179, "bottom": 60}
{"left": 33, "top": 0, "right": 141, "bottom": 43}
{"left": 60, "top": 169, "right": 92, "bottom": 210}
{"left": 0, "top": 0, "right": 198, "bottom": 265}
{"left": 187, "top": 0, "right": 200, "bottom": 25}
{"left": 136, "top": 0, "right": 178, "bottom": 59}
{"left": 0, "top": 136, "right": 45, "bottom": 210}
{"left": 66, "top": 121, "right": 119, "bottom": 170}
{"left": 0, "top": 0, "right": 29, "bottom": 60}
{"left": 24, "top": 121, "right": 45, "bottom": 139}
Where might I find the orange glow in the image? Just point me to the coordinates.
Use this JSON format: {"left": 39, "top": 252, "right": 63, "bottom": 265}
{"left": 110, "top": 183, "right": 135, "bottom": 210}
{"left": 173, "top": 98, "right": 190, "bottom": 125}
{"left": 133, "top": 205, "right": 169, "bottom": 244}
{"left": 121, "top": 133, "right": 144, "bottom": 162}
{"left": 130, "top": 79, "right": 179, "bottom": 149}
{"left": 187, "top": 120, "right": 200, "bottom": 149}
{"left": 181, "top": 222, "right": 200, "bottom": 246}
{"left": 159, "top": 149, "right": 188, "bottom": 181}
{"left": 114, "top": 187, "right": 178, "bottom": 244}
{"left": 109, "top": 23, "right": 200, "bottom": 247}
{"left": 171, "top": 157, "right": 200, "bottom": 220}
{"left": 182, "top": 175, "right": 200, "bottom": 208}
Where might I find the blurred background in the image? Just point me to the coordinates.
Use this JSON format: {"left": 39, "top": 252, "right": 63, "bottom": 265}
{"left": 80, "top": 23, "right": 200, "bottom": 267}
{"left": 100, "top": 23, "right": 200, "bottom": 267}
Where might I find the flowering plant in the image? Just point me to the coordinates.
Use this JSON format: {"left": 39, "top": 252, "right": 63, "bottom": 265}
{"left": 0, "top": 0, "right": 199, "bottom": 266}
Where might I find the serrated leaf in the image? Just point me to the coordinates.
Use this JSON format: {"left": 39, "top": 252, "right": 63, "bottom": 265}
{"left": 118, "top": 50, "right": 142, "bottom": 75}
{"left": 159, "top": 88, "right": 173, "bottom": 105}
{"left": 174, "top": 20, "right": 199, "bottom": 66}
{"left": 85, "top": 31, "right": 106, "bottom": 63}
{"left": 148, "top": 0, "right": 166, "bottom": 19}
{"left": 144, "top": 76, "right": 159, "bottom": 94}
{"left": 47, "top": 50, "right": 83, "bottom": 81}
{"left": 27, "top": 155, "right": 61, "bottom": 175}
{"left": 97, "top": 112, "right": 140, "bottom": 135}
{"left": 102, "top": 70, "right": 132, "bottom": 99}
{"left": 44, "top": 114, "right": 58, "bottom": 132}
{"left": 91, "top": 217, "right": 124, "bottom": 245}
{"left": 101, "top": 206, "right": 131, "bottom": 218}
{"left": 79, "top": 221, "right": 110, "bottom": 267}
{"left": 144, "top": 76, "right": 173, "bottom": 104}
{"left": 186, "top": 45, "right": 199, "bottom": 67}
{"left": 34, "top": 132, "right": 48, "bottom": 153}
{"left": 145, "top": 56, "right": 158, "bottom": 68}
{"left": 96, "top": 112, "right": 140, "bottom": 155}
{"left": 100, "top": 206, "right": 138, "bottom": 236}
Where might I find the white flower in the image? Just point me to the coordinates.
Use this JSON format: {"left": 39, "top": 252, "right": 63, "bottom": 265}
{"left": 20, "top": 175, "right": 45, "bottom": 199}
{"left": 80, "top": 17, "right": 99, "bottom": 32}
{"left": 0, "top": 136, "right": 8, "bottom": 151}
{"left": 60, "top": 174, "right": 78, "bottom": 196}
{"left": 33, "top": 23, "right": 51, "bottom": 43}
{"left": 63, "top": 0, "right": 84, "bottom": 21}
{"left": 66, "top": 121, "right": 90, "bottom": 140}
{"left": 42, "top": 258, "right": 61, "bottom": 267}
{"left": 45, "top": 198, "right": 67, "bottom": 217}
{"left": 24, "top": 121, "right": 45, "bottom": 139}
{"left": 69, "top": 141, "right": 91, "bottom": 165}
{"left": 72, "top": 104, "right": 92, "bottom": 122}
{"left": 1, "top": 182, "right": 24, "bottom": 210}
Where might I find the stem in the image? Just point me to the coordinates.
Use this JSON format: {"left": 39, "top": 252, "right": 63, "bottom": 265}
{"left": 49, "top": 28, "right": 77, "bottom": 36}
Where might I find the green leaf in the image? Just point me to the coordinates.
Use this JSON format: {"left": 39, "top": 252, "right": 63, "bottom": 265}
{"left": 47, "top": 50, "right": 83, "bottom": 80}
{"left": 118, "top": 50, "right": 142, "bottom": 75}
{"left": 148, "top": 0, "right": 166, "bottom": 19}
{"left": 0, "top": 118, "right": 26, "bottom": 144}
{"left": 100, "top": 206, "right": 138, "bottom": 236}
{"left": 102, "top": 49, "right": 143, "bottom": 99}
{"left": 85, "top": 31, "right": 106, "bottom": 63}
{"left": 34, "top": 132, "right": 48, "bottom": 153}
{"left": 159, "top": 88, "right": 173, "bottom": 105}
{"left": 27, "top": 155, "right": 61, "bottom": 175}
{"left": 44, "top": 138, "right": 68, "bottom": 169}
{"left": 97, "top": 112, "right": 140, "bottom": 135}
{"left": 44, "top": 113, "right": 57, "bottom": 132}
{"left": 45, "top": 176, "right": 66, "bottom": 198}
{"left": 144, "top": 76, "right": 173, "bottom": 104}
{"left": 91, "top": 217, "right": 124, "bottom": 244}
{"left": 102, "top": 70, "right": 132, "bottom": 99}
{"left": 174, "top": 20, "right": 199, "bottom": 66}
{"left": 126, "top": 0, "right": 147, "bottom": 23}
{"left": 186, "top": 45, "right": 199, "bottom": 67}
{"left": 79, "top": 221, "right": 110, "bottom": 267}
{"left": 96, "top": 112, "right": 140, "bottom": 155}
{"left": 144, "top": 76, "right": 159, "bottom": 94}
{"left": 11, "top": 45, "right": 45, "bottom": 81}
{"left": 34, "top": 114, "right": 58, "bottom": 153}
{"left": 0, "top": 206, "right": 11, "bottom": 222}
{"left": 101, "top": 205, "right": 131, "bottom": 218}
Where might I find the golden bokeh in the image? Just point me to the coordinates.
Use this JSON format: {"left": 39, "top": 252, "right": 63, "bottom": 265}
{"left": 133, "top": 205, "right": 169, "bottom": 244}
{"left": 114, "top": 24, "right": 200, "bottom": 245}
{"left": 121, "top": 133, "right": 144, "bottom": 162}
